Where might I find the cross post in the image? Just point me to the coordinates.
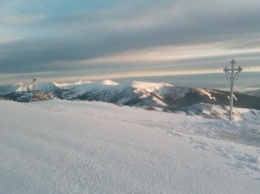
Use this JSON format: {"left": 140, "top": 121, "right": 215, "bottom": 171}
{"left": 223, "top": 59, "right": 242, "bottom": 121}
{"left": 33, "top": 78, "right": 37, "bottom": 98}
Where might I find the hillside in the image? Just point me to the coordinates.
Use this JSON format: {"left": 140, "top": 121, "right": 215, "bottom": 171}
{"left": 0, "top": 100, "right": 259, "bottom": 194}
{"left": 0, "top": 80, "right": 260, "bottom": 120}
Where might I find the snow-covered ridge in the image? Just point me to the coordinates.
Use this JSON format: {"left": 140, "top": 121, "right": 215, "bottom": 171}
{"left": 99, "top": 79, "right": 119, "bottom": 86}
{"left": 54, "top": 80, "right": 92, "bottom": 88}
{"left": 244, "top": 89, "right": 260, "bottom": 97}
{"left": 0, "top": 80, "right": 259, "bottom": 120}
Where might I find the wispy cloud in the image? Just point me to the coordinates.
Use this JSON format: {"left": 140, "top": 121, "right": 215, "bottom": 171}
{"left": 0, "top": 14, "right": 46, "bottom": 25}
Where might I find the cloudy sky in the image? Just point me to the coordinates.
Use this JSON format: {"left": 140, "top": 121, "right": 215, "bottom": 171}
{"left": 1, "top": 0, "right": 260, "bottom": 84}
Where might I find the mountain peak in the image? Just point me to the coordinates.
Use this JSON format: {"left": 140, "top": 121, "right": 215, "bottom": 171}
{"left": 99, "top": 80, "right": 119, "bottom": 86}
{"left": 1, "top": 80, "right": 259, "bottom": 120}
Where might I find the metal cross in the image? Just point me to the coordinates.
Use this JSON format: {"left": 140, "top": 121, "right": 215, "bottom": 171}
{"left": 223, "top": 59, "right": 243, "bottom": 121}
{"left": 32, "top": 77, "right": 37, "bottom": 97}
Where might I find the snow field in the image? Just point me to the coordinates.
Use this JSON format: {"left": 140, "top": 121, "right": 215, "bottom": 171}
{"left": 0, "top": 100, "right": 259, "bottom": 194}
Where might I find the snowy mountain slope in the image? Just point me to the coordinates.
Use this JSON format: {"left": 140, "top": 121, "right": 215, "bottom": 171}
{"left": 181, "top": 102, "right": 260, "bottom": 121}
{"left": 0, "top": 80, "right": 260, "bottom": 118}
{"left": 0, "top": 82, "right": 58, "bottom": 94}
{"left": 0, "top": 100, "right": 259, "bottom": 194}
{"left": 0, "top": 83, "right": 25, "bottom": 95}
{"left": 244, "top": 89, "right": 260, "bottom": 97}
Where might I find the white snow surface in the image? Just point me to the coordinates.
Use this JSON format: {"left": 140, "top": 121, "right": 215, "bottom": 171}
{"left": 0, "top": 100, "right": 260, "bottom": 194}
{"left": 99, "top": 80, "right": 119, "bottom": 86}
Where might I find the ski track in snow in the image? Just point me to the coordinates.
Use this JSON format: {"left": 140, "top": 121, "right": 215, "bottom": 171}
{"left": 0, "top": 99, "right": 260, "bottom": 194}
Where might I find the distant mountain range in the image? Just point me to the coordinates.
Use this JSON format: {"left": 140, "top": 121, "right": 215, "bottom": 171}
{"left": 1, "top": 80, "right": 259, "bottom": 120}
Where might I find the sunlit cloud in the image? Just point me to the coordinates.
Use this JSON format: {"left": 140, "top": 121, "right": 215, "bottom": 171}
{"left": 79, "top": 44, "right": 260, "bottom": 64}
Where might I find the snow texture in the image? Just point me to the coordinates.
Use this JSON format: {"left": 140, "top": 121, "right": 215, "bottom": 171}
{"left": 0, "top": 99, "right": 260, "bottom": 194}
